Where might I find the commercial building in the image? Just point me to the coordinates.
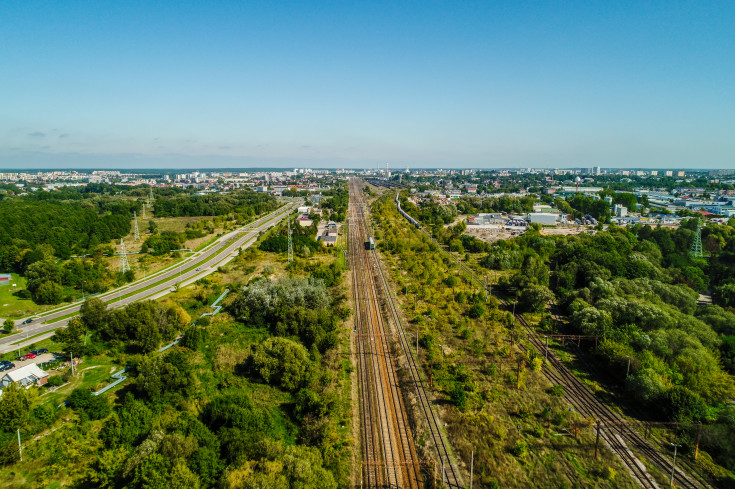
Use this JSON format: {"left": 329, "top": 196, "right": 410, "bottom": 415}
{"left": 527, "top": 213, "right": 560, "bottom": 225}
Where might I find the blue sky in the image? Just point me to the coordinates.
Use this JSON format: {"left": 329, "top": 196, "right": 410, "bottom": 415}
{"left": 1, "top": 1, "right": 733, "bottom": 169}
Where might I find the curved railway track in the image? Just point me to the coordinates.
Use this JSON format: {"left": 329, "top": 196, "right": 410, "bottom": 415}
{"left": 389, "top": 190, "right": 711, "bottom": 489}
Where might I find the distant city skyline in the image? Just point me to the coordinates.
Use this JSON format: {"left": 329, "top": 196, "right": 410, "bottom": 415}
{"left": 2, "top": 2, "right": 734, "bottom": 169}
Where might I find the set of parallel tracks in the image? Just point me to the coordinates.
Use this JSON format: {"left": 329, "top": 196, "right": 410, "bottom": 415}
{"left": 350, "top": 179, "right": 422, "bottom": 489}
{"left": 389, "top": 190, "right": 710, "bottom": 489}
{"left": 512, "top": 312, "right": 708, "bottom": 489}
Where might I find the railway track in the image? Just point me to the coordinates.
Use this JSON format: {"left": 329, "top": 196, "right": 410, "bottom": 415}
{"left": 350, "top": 179, "right": 422, "bottom": 489}
{"left": 391, "top": 193, "right": 711, "bottom": 489}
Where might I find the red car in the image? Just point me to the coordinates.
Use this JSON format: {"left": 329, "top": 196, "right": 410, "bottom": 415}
{"left": 24, "top": 353, "right": 37, "bottom": 360}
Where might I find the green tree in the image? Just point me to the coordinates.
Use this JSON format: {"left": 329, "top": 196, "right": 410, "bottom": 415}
{"left": 2, "top": 319, "right": 14, "bottom": 334}
{"left": 35, "top": 280, "right": 64, "bottom": 305}
{"left": 80, "top": 297, "right": 108, "bottom": 331}
{"left": 251, "top": 337, "right": 310, "bottom": 392}
{"left": 0, "top": 383, "right": 30, "bottom": 430}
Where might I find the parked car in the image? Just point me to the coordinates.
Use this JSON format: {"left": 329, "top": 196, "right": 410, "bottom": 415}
{"left": 32, "top": 348, "right": 49, "bottom": 355}
{"left": 24, "top": 352, "right": 37, "bottom": 359}
{"left": 22, "top": 318, "right": 33, "bottom": 324}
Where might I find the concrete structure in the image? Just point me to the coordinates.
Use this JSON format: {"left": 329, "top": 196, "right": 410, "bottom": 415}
{"left": 298, "top": 206, "right": 311, "bottom": 215}
{"left": 614, "top": 204, "right": 628, "bottom": 217}
{"left": 1, "top": 363, "right": 49, "bottom": 389}
{"left": 320, "top": 236, "right": 338, "bottom": 247}
{"left": 0, "top": 274, "right": 10, "bottom": 286}
{"left": 527, "top": 213, "right": 560, "bottom": 225}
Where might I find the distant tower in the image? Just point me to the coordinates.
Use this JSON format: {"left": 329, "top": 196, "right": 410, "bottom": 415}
{"left": 148, "top": 188, "right": 154, "bottom": 205}
{"left": 119, "top": 239, "right": 131, "bottom": 274}
{"left": 287, "top": 215, "right": 294, "bottom": 263}
{"left": 133, "top": 211, "right": 140, "bottom": 241}
{"left": 141, "top": 202, "right": 146, "bottom": 220}
{"left": 690, "top": 218, "right": 703, "bottom": 258}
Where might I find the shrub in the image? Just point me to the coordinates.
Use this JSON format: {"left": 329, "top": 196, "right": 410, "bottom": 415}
{"left": 46, "top": 375, "right": 64, "bottom": 387}
{"left": 550, "top": 385, "right": 565, "bottom": 397}
{"left": 511, "top": 441, "right": 529, "bottom": 457}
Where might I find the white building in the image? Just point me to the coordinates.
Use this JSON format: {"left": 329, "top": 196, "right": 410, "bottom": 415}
{"left": 1, "top": 363, "right": 49, "bottom": 389}
{"left": 527, "top": 213, "right": 560, "bottom": 225}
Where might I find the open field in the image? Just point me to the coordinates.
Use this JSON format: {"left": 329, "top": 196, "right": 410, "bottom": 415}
{"left": 0, "top": 274, "right": 58, "bottom": 318}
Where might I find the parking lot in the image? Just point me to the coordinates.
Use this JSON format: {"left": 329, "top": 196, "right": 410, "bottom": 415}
{"left": 1, "top": 352, "right": 57, "bottom": 374}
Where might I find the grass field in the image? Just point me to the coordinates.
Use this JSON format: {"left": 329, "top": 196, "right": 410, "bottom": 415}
{"left": 0, "top": 274, "right": 58, "bottom": 319}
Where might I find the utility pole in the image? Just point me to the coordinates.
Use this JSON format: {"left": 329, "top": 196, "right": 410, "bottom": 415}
{"left": 470, "top": 450, "right": 474, "bottom": 489}
{"left": 595, "top": 421, "right": 601, "bottom": 459}
{"left": 626, "top": 356, "right": 631, "bottom": 378}
{"left": 670, "top": 443, "right": 682, "bottom": 487}
{"left": 70, "top": 352, "right": 75, "bottom": 376}
{"left": 17, "top": 429, "right": 22, "bottom": 462}
{"left": 287, "top": 215, "right": 294, "bottom": 263}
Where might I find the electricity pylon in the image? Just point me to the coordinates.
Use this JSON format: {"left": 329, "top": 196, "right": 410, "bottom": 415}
{"left": 287, "top": 215, "right": 294, "bottom": 263}
{"left": 119, "top": 239, "right": 131, "bottom": 274}
{"left": 141, "top": 202, "right": 146, "bottom": 220}
{"left": 133, "top": 211, "right": 140, "bottom": 241}
{"left": 690, "top": 218, "right": 703, "bottom": 258}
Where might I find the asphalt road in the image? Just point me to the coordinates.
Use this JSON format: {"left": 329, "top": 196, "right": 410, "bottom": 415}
{"left": 0, "top": 201, "right": 298, "bottom": 349}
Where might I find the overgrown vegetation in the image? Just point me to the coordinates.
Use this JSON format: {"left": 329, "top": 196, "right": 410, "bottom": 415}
{"left": 0, "top": 247, "right": 352, "bottom": 488}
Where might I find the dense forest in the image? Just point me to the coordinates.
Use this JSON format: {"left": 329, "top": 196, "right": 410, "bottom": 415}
{"left": 152, "top": 191, "right": 278, "bottom": 220}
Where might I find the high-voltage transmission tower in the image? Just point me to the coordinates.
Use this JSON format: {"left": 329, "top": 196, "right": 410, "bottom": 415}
{"left": 287, "top": 215, "right": 294, "bottom": 263}
{"left": 141, "top": 202, "right": 146, "bottom": 220}
{"left": 690, "top": 218, "right": 703, "bottom": 258}
{"left": 133, "top": 211, "right": 140, "bottom": 241}
{"left": 119, "top": 239, "right": 131, "bottom": 274}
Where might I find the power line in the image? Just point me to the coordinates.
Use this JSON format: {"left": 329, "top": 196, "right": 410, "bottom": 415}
{"left": 133, "top": 211, "right": 140, "bottom": 241}
{"left": 690, "top": 218, "right": 703, "bottom": 258}
{"left": 119, "top": 238, "right": 130, "bottom": 274}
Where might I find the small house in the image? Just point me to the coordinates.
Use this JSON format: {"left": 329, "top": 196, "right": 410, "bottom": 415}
{"left": 1, "top": 363, "right": 49, "bottom": 389}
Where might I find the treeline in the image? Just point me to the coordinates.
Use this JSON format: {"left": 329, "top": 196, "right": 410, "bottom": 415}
{"left": 455, "top": 195, "right": 536, "bottom": 215}
{"left": 152, "top": 190, "right": 278, "bottom": 220}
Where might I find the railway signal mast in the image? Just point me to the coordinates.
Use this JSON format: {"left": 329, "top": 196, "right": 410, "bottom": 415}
{"left": 119, "top": 239, "right": 130, "bottom": 274}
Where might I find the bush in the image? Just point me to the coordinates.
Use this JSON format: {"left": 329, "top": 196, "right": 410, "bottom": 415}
{"left": 550, "top": 385, "right": 565, "bottom": 397}
{"left": 46, "top": 375, "right": 64, "bottom": 387}
{"left": 468, "top": 304, "right": 485, "bottom": 319}
{"left": 511, "top": 441, "right": 529, "bottom": 457}
{"left": 2, "top": 319, "right": 13, "bottom": 334}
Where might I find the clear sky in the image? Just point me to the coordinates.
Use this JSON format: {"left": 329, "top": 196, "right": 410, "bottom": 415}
{"left": 1, "top": 1, "right": 734, "bottom": 169}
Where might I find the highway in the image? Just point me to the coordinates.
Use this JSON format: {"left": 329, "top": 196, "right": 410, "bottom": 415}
{"left": 0, "top": 201, "right": 299, "bottom": 352}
